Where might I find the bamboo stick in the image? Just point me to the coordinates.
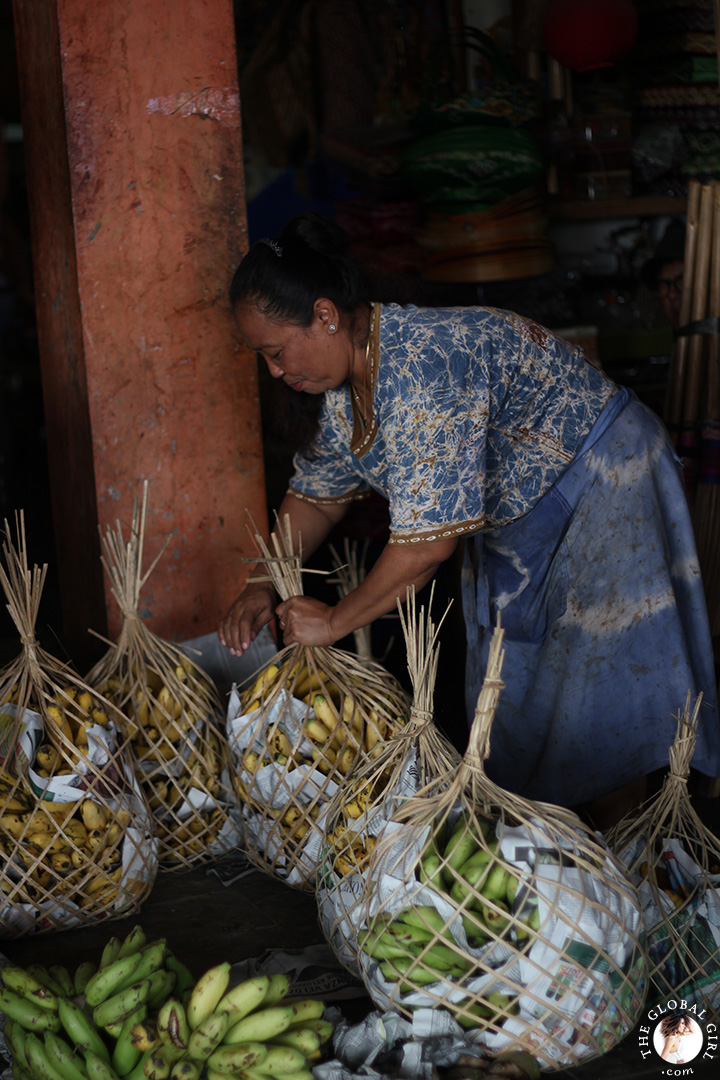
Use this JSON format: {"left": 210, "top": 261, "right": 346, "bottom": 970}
{"left": 666, "top": 182, "right": 701, "bottom": 437}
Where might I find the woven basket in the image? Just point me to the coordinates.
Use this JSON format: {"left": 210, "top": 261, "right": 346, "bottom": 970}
{"left": 0, "top": 515, "right": 157, "bottom": 935}
{"left": 226, "top": 516, "right": 409, "bottom": 891}
{"left": 86, "top": 485, "right": 242, "bottom": 872}
{"left": 316, "top": 584, "right": 461, "bottom": 974}
{"left": 607, "top": 693, "right": 720, "bottom": 1012}
{"left": 350, "top": 622, "right": 648, "bottom": 1071}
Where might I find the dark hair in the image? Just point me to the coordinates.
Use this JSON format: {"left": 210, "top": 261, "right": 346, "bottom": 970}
{"left": 229, "top": 211, "right": 371, "bottom": 323}
{"left": 660, "top": 1015, "right": 686, "bottom": 1037}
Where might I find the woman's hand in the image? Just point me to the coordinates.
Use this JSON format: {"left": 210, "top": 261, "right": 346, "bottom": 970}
{"left": 219, "top": 581, "right": 277, "bottom": 657}
{"left": 276, "top": 596, "right": 337, "bottom": 648}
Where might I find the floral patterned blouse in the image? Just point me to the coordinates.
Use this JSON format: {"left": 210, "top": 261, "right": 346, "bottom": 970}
{"left": 288, "top": 303, "right": 616, "bottom": 544}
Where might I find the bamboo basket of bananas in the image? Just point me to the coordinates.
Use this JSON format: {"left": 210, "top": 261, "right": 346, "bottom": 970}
{"left": 349, "top": 622, "right": 648, "bottom": 1072}
{"left": 0, "top": 514, "right": 157, "bottom": 936}
{"left": 86, "top": 484, "right": 242, "bottom": 872}
{"left": 226, "top": 516, "right": 409, "bottom": 891}
{"left": 317, "top": 584, "right": 461, "bottom": 973}
{"left": 607, "top": 692, "right": 720, "bottom": 1013}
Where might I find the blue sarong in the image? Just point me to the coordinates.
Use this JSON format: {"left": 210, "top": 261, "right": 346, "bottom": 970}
{"left": 462, "top": 387, "right": 720, "bottom": 807}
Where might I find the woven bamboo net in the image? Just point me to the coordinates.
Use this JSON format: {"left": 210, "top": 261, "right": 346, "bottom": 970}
{"left": 0, "top": 514, "right": 157, "bottom": 935}
{"left": 607, "top": 692, "right": 720, "bottom": 1012}
{"left": 350, "top": 621, "right": 648, "bottom": 1071}
{"left": 86, "top": 484, "right": 242, "bottom": 872}
{"left": 226, "top": 516, "right": 410, "bottom": 891}
{"left": 316, "top": 584, "right": 461, "bottom": 974}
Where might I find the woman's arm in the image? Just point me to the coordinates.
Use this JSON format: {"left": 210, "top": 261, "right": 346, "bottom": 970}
{"left": 218, "top": 491, "right": 349, "bottom": 656}
{"left": 277, "top": 534, "right": 459, "bottom": 647}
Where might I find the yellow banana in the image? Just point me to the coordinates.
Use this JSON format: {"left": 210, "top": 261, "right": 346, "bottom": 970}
{"left": 45, "top": 704, "right": 74, "bottom": 744}
{"left": 81, "top": 801, "right": 110, "bottom": 831}
{"left": 242, "top": 664, "right": 280, "bottom": 709}
{"left": 335, "top": 747, "right": 358, "bottom": 775}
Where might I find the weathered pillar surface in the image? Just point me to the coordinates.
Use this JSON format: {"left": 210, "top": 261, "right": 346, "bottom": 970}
{"left": 12, "top": 0, "right": 266, "bottom": 662}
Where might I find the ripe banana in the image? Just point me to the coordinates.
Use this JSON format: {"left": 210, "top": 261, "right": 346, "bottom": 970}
{"left": 130, "top": 1020, "right": 160, "bottom": 1053}
{"left": 222, "top": 1004, "right": 295, "bottom": 1045}
{"left": 185, "top": 963, "right": 231, "bottom": 1030}
{"left": 206, "top": 1043, "right": 268, "bottom": 1075}
{"left": 185, "top": 1012, "right": 230, "bottom": 1061}
{"left": 257, "top": 974, "right": 291, "bottom": 1009}
{"left": 214, "top": 975, "right": 270, "bottom": 1021}
{"left": 169, "top": 1062, "right": 200, "bottom": 1080}
{"left": 156, "top": 998, "right": 190, "bottom": 1050}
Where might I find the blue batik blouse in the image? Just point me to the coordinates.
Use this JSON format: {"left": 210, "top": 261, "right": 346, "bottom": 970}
{"left": 289, "top": 303, "right": 616, "bottom": 542}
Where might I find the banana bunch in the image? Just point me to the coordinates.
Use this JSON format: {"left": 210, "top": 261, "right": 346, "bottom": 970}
{"left": 0, "top": 766, "right": 134, "bottom": 913}
{"left": 322, "top": 768, "right": 393, "bottom": 879}
{"left": 415, "top": 811, "right": 540, "bottom": 949}
{"left": 94, "top": 656, "right": 238, "bottom": 869}
{"left": 0, "top": 924, "right": 196, "bottom": 1080}
{"left": 39, "top": 685, "right": 114, "bottom": 773}
{"left": 175, "top": 960, "right": 332, "bottom": 1080}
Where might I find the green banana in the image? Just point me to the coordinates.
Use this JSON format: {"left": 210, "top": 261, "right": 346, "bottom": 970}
{"left": 255, "top": 974, "right": 290, "bottom": 1008}
{"left": 111, "top": 1006, "right": 147, "bottom": 1077}
{"left": 5, "top": 1018, "right": 31, "bottom": 1072}
{"left": 449, "top": 858, "right": 493, "bottom": 906}
{"left": 214, "top": 976, "right": 270, "bottom": 1021}
{"left": 56, "top": 999, "right": 111, "bottom": 1065}
{"left": 84, "top": 1049, "right": 121, "bottom": 1080}
{"left": 112, "top": 944, "right": 168, "bottom": 998}
{"left": 1, "top": 967, "right": 59, "bottom": 1011}
{"left": 206, "top": 1043, "right": 268, "bottom": 1075}
{"left": 99, "top": 939, "right": 122, "bottom": 971}
{"left": 417, "top": 852, "right": 445, "bottom": 891}
{"left": 378, "top": 958, "right": 443, "bottom": 988}
{"left": 156, "top": 999, "right": 189, "bottom": 1050}
{"left": 222, "top": 1005, "right": 295, "bottom": 1046}
{"left": 92, "top": 981, "right": 150, "bottom": 1032}
{"left": 145, "top": 969, "right": 176, "bottom": 1011}
{"left": 411, "top": 942, "right": 472, "bottom": 974}
{"left": 44, "top": 1031, "right": 89, "bottom": 1080}
{"left": 117, "top": 927, "right": 147, "bottom": 960}
{"left": 270, "top": 1028, "right": 322, "bottom": 1056}
{"left": 162, "top": 957, "right": 194, "bottom": 1004}
{"left": 393, "top": 906, "right": 454, "bottom": 943}
{"left": 26, "top": 967, "right": 65, "bottom": 1001}
{"left": 185, "top": 964, "right": 231, "bottom": 1030}
{"left": 47, "top": 968, "right": 75, "bottom": 1000}
{"left": 24, "top": 1032, "right": 66, "bottom": 1080}
{"left": 185, "top": 1012, "right": 230, "bottom": 1061}
{"left": 479, "top": 863, "right": 511, "bottom": 903}
{"left": 74, "top": 963, "right": 99, "bottom": 998}
{"left": 0, "top": 987, "right": 62, "bottom": 1032}
{"left": 455, "top": 999, "right": 493, "bottom": 1029}
{"left": 104, "top": 1023, "right": 125, "bottom": 1041}
{"left": 441, "top": 819, "right": 481, "bottom": 882}
{"left": 121, "top": 1050, "right": 153, "bottom": 1080}
{"left": 358, "top": 927, "right": 414, "bottom": 962}
{"left": 505, "top": 872, "right": 519, "bottom": 906}
{"left": 84, "top": 955, "right": 144, "bottom": 1009}
{"left": 478, "top": 900, "right": 511, "bottom": 935}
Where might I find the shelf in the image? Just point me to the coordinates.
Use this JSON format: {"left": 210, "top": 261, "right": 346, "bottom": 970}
{"left": 548, "top": 196, "right": 687, "bottom": 220}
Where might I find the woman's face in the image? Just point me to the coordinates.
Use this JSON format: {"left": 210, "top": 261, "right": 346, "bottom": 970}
{"left": 234, "top": 301, "right": 349, "bottom": 395}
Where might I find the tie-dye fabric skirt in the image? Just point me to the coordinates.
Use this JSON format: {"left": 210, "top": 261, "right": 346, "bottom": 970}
{"left": 462, "top": 386, "right": 720, "bottom": 807}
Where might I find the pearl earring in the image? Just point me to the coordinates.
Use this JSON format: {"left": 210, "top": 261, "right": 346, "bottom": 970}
{"left": 329, "top": 323, "right": 337, "bottom": 332}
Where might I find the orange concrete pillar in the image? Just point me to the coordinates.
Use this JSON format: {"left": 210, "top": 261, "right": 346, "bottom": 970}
{"left": 11, "top": 0, "right": 266, "bottom": 665}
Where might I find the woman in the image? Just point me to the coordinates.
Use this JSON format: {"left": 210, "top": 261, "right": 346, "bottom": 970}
{"left": 219, "top": 212, "right": 719, "bottom": 828}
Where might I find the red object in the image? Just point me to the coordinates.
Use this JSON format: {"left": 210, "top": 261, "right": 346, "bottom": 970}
{"left": 542, "top": 0, "right": 638, "bottom": 72}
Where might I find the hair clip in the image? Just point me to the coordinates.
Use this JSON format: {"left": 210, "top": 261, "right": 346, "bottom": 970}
{"left": 258, "top": 237, "right": 282, "bottom": 257}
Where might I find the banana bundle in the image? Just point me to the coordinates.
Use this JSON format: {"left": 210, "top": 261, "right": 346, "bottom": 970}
{"left": 608, "top": 693, "right": 720, "bottom": 1013}
{"left": 0, "top": 923, "right": 333, "bottom": 1080}
{"left": 317, "top": 586, "right": 461, "bottom": 973}
{"left": 0, "top": 515, "right": 157, "bottom": 936}
{"left": 86, "top": 485, "right": 242, "bottom": 872}
{"left": 349, "top": 625, "right": 648, "bottom": 1072}
{"left": 226, "top": 518, "right": 408, "bottom": 891}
